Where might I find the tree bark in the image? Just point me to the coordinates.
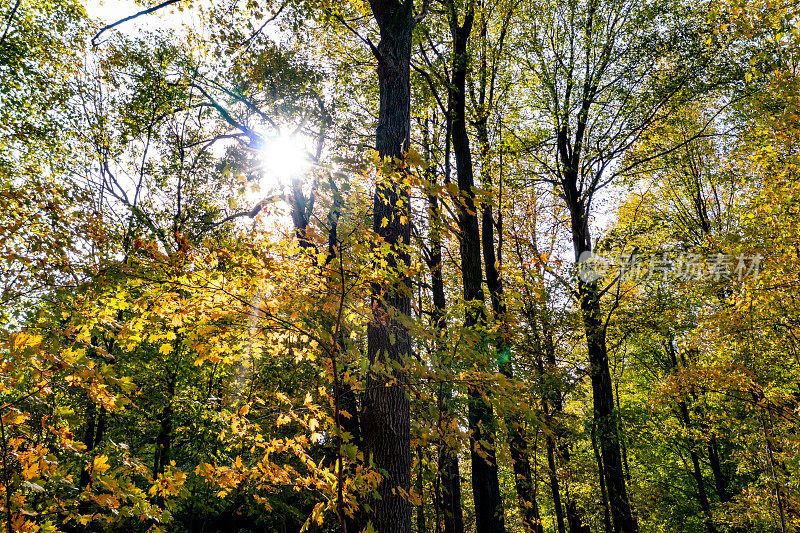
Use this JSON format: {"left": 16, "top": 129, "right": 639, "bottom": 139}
{"left": 417, "top": 446, "right": 426, "bottom": 533}
{"left": 477, "top": 123, "right": 542, "bottom": 533}
{"left": 579, "top": 276, "right": 635, "bottom": 533}
{"left": 447, "top": 7, "right": 505, "bottom": 532}
{"left": 153, "top": 373, "right": 175, "bottom": 477}
{"left": 361, "top": 1, "right": 416, "bottom": 530}
{"left": 678, "top": 401, "right": 716, "bottom": 533}
{"left": 292, "top": 167, "right": 364, "bottom": 533}
{"left": 561, "top": 169, "right": 636, "bottom": 532}
{"left": 545, "top": 438, "right": 567, "bottom": 533}
{"left": 80, "top": 336, "right": 111, "bottom": 490}
{"left": 519, "top": 232, "right": 589, "bottom": 533}
{"left": 591, "top": 419, "right": 613, "bottom": 533}
{"left": 79, "top": 395, "right": 97, "bottom": 489}
{"left": 423, "top": 117, "right": 465, "bottom": 533}
{"left": 707, "top": 434, "right": 730, "bottom": 504}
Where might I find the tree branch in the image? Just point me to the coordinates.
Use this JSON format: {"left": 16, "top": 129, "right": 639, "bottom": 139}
{"left": 240, "top": 0, "right": 289, "bottom": 52}
{"left": 0, "top": 0, "right": 21, "bottom": 46}
{"left": 92, "top": 0, "right": 184, "bottom": 47}
{"left": 334, "top": 13, "right": 381, "bottom": 61}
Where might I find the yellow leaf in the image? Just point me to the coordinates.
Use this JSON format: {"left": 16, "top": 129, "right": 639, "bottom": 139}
{"left": 3, "top": 409, "right": 26, "bottom": 425}
{"left": 406, "top": 147, "right": 425, "bottom": 168}
{"left": 93, "top": 455, "right": 110, "bottom": 474}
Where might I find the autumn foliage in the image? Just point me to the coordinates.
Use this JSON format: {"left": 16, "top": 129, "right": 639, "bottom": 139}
{"left": 1, "top": 0, "right": 800, "bottom": 532}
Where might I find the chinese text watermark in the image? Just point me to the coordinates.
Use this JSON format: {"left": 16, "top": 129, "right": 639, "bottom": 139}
{"left": 577, "top": 251, "right": 762, "bottom": 283}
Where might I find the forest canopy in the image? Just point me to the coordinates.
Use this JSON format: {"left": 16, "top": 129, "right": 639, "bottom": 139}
{"left": 1, "top": 0, "right": 799, "bottom": 531}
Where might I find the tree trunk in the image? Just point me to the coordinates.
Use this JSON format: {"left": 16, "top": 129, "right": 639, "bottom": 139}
{"left": 564, "top": 177, "right": 636, "bottom": 533}
{"left": 579, "top": 277, "right": 636, "bottom": 533}
{"left": 680, "top": 402, "right": 717, "bottom": 533}
{"left": 504, "top": 413, "right": 543, "bottom": 533}
{"left": 476, "top": 123, "right": 542, "bottom": 533}
{"left": 423, "top": 117, "right": 465, "bottom": 533}
{"left": 417, "top": 446, "right": 426, "bottom": 533}
{"left": 80, "top": 336, "right": 110, "bottom": 490}
{"left": 563, "top": 467, "right": 588, "bottom": 533}
{"left": 447, "top": 9, "right": 505, "bottom": 533}
{"left": 520, "top": 236, "right": 588, "bottom": 533}
{"left": 294, "top": 167, "right": 363, "bottom": 533}
{"left": 361, "top": 2, "right": 416, "bottom": 531}
{"left": 666, "top": 342, "right": 717, "bottom": 533}
{"left": 153, "top": 374, "right": 175, "bottom": 477}
{"left": 545, "top": 438, "right": 567, "bottom": 533}
{"left": 707, "top": 434, "right": 730, "bottom": 504}
{"left": 79, "top": 395, "right": 97, "bottom": 489}
{"left": 591, "top": 419, "right": 613, "bottom": 533}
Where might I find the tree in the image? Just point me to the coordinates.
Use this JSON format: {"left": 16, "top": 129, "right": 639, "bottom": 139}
{"left": 514, "top": 0, "right": 730, "bottom": 530}
{"left": 359, "top": 0, "right": 427, "bottom": 529}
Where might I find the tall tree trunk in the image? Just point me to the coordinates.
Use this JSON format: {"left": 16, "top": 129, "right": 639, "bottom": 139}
{"left": 753, "top": 386, "right": 788, "bottom": 533}
{"left": 476, "top": 122, "right": 542, "bottom": 533}
{"left": 541, "top": 373, "right": 588, "bottom": 533}
{"left": 80, "top": 336, "right": 111, "bottom": 490}
{"left": 518, "top": 232, "right": 589, "bottom": 533}
{"left": 545, "top": 438, "right": 567, "bottom": 533}
{"left": 563, "top": 459, "right": 588, "bottom": 533}
{"left": 417, "top": 446, "right": 427, "bottom": 533}
{"left": 153, "top": 373, "right": 175, "bottom": 477}
{"left": 548, "top": 373, "right": 589, "bottom": 533}
{"left": 94, "top": 407, "right": 107, "bottom": 450}
{"left": 292, "top": 166, "right": 363, "bottom": 533}
{"left": 361, "top": 1, "right": 416, "bottom": 530}
{"left": 707, "top": 434, "right": 730, "bottom": 504}
{"left": 676, "top": 350, "right": 734, "bottom": 510}
{"left": 432, "top": 257, "right": 465, "bottom": 533}
{"left": 504, "top": 413, "right": 543, "bottom": 533}
{"left": 591, "top": 419, "right": 613, "bottom": 533}
{"left": 548, "top": 3, "right": 637, "bottom": 525}
{"left": 447, "top": 7, "right": 505, "bottom": 532}
{"left": 563, "top": 175, "right": 637, "bottom": 533}
{"left": 683, "top": 407, "right": 717, "bottom": 533}
{"left": 423, "top": 117, "right": 465, "bottom": 533}
{"left": 580, "top": 276, "right": 635, "bottom": 533}
{"left": 79, "top": 395, "right": 97, "bottom": 489}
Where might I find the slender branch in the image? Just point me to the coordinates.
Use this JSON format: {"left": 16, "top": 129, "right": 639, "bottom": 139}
{"left": 411, "top": 61, "right": 448, "bottom": 116}
{"left": 241, "top": 0, "right": 288, "bottom": 52}
{"left": 200, "top": 78, "right": 280, "bottom": 130}
{"left": 0, "top": 0, "right": 21, "bottom": 46}
{"left": 413, "top": 0, "right": 430, "bottom": 23}
{"left": 208, "top": 196, "right": 279, "bottom": 229}
{"left": 92, "top": 0, "right": 183, "bottom": 47}
{"left": 334, "top": 13, "right": 381, "bottom": 61}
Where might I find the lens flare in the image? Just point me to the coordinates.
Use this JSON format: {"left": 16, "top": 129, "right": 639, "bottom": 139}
{"left": 259, "top": 135, "right": 311, "bottom": 188}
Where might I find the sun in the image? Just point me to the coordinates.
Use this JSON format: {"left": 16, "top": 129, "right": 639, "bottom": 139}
{"left": 259, "top": 135, "right": 312, "bottom": 189}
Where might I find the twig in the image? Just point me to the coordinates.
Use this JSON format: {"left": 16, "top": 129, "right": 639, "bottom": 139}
{"left": 92, "top": 0, "right": 183, "bottom": 47}
{"left": 240, "top": 0, "right": 288, "bottom": 53}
